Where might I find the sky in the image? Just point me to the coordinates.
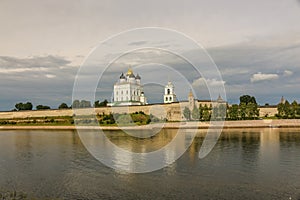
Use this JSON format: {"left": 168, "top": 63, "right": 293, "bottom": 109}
{"left": 0, "top": 0, "right": 300, "bottom": 110}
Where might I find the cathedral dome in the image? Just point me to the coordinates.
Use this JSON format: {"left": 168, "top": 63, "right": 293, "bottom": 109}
{"left": 120, "top": 73, "right": 125, "bottom": 79}
{"left": 127, "top": 68, "right": 133, "bottom": 76}
{"left": 129, "top": 73, "right": 135, "bottom": 78}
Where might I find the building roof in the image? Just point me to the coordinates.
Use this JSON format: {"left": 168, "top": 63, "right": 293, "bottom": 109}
{"left": 136, "top": 73, "right": 141, "bottom": 79}
{"left": 127, "top": 68, "right": 133, "bottom": 76}
{"left": 188, "top": 90, "right": 194, "bottom": 97}
{"left": 119, "top": 73, "right": 125, "bottom": 79}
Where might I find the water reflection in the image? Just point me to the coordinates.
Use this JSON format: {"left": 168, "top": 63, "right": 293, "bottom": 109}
{"left": 0, "top": 128, "right": 300, "bottom": 199}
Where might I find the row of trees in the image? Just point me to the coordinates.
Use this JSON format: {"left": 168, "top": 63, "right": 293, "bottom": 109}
{"left": 13, "top": 99, "right": 108, "bottom": 111}
{"left": 277, "top": 100, "right": 300, "bottom": 119}
{"left": 183, "top": 95, "right": 260, "bottom": 121}
{"left": 72, "top": 99, "right": 108, "bottom": 108}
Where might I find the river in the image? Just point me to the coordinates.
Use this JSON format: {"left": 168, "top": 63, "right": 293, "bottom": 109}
{"left": 0, "top": 128, "right": 300, "bottom": 199}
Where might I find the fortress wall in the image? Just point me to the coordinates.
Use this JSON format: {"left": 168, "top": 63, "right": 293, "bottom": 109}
{"left": 0, "top": 109, "right": 73, "bottom": 119}
{"left": 1, "top": 101, "right": 276, "bottom": 121}
{"left": 259, "top": 107, "right": 277, "bottom": 117}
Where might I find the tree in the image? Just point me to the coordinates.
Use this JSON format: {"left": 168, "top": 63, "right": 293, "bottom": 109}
{"left": 58, "top": 103, "right": 69, "bottom": 109}
{"left": 36, "top": 105, "right": 51, "bottom": 110}
{"left": 199, "top": 104, "right": 204, "bottom": 121}
{"left": 228, "top": 104, "right": 239, "bottom": 120}
{"left": 202, "top": 104, "right": 211, "bottom": 121}
{"left": 211, "top": 103, "right": 227, "bottom": 121}
{"left": 15, "top": 102, "right": 33, "bottom": 111}
{"left": 80, "top": 100, "right": 92, "bottom": 108}
{"left": 283, "top": 100, "right": 291, "bottom": 118}
{"left": 72, "top": 100, "right": 80, "bottom": 108}
{"left": 72, "top": 100, "right": 92, "bottom": 108}
{"left": 183, "top": 107, "right": 191, "bottom": 121}
{"left": 277, "top": 103, "right": 285, "bottom": 118}
{"left": 246, "top": 102, "right": 259, "bottom": 119}
{"left": 239, "top": 95, "right": 259, "bottom": 119}
{"left": 94, "top": 99, "right": 108, "bottom": 107}
{"left": 191, "top": 106, "right": 200, "bottom": 120}
{"left": 240, "top": 95, "right": 257, "bottom": 105}
{"left": 239, "top": 102, "right": 247, "bottom": 120}
{"left": 291, "top": 100, "right": 298, "bottom": 119}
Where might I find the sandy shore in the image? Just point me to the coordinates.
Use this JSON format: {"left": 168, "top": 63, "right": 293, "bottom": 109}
{"left": 0, "top": 119, "right": 299, "bottom": 130}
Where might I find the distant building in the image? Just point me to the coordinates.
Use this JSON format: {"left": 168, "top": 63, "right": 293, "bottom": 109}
{"left": 280, "top": 96, "right": 286, "bottom": 104}
{"left": 163, "top": 81, "right": 177, "bottom": 103}
{"left": 188, "top": 90, "right": 195, "bottom": 111}
{"left": 108, "top": 68, "right": 147, "bottom": 106}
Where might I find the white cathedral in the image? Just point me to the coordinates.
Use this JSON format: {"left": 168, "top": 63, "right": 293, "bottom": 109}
{"left": 108, "top": 68, "right": 147, "bottom": 106}
{"left": 108, "top": 68, "right": 181, "bottom": 106}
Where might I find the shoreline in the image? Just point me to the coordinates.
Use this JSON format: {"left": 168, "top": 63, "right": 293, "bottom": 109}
{"left": 0, "top": 119, "right": 300, "bottom": 130}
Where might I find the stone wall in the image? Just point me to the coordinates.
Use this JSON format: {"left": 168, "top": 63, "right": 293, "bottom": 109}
{"left": 0, "top": 102, "right": 279, "bottom": 121}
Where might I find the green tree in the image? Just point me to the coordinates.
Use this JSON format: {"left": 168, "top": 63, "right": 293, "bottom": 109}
{"left": 283, "top": 100, "right": 291, "bottom": 118}
{"left": 15, "top": 102, "right": 33, "bottom": 111}
{"left": 72, "top": 100, "right": 92, "bottom": 108}
{"left": 72, "top": 100, "right": 80, "bottom": 108}
{"left": 202, "top": 104, "right": 211, "bottom": 121}
{"left": 36, "top": 105, "right": 51, "bottom": 110}
{"left": 277, "top": 103, "right": 285, "bottom": 118}
{"left": 240, "top": 95, "right": 257, "bottom": 105}
{"left": 183, "top": 107, "right": 191, "bottom": 121}
{"left": 94, "top": 99, "right": 108, "bottom": 107}
{"left": 58, "top": 103, "right": 69, "bottom": 109}
{"left": 239, "top": 102, "right": 247, "bottom": 120}
{"left": 291, "top": 100, "right": 298, "bottom": 119}
{"left": 211, "top": 103, "right": 227, "bottom": 121}
{"left": 192, "top": 106, "right": 200, "bottom": 120}
{"left": 199, "top": 104, "right": 204, "bottom": 121}
{"left": 228, "top": 104, "right": 239, "bottom": 120}
{"left": 246, "top": 102, "right": 259, "bottom": 119}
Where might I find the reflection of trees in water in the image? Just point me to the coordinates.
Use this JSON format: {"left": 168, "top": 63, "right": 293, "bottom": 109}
{"left": 104, "top": 129, "right": 177, "bottom": 153}
{"left": 279, "top": 130, "right": 300, "bottom": 148}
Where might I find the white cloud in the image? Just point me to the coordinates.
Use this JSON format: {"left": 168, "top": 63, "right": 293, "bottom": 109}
{"left": 283, "top": 70, "right": 293, "bottom": 76}
{"left": 192, "top": 77, "right": 226, "bottom": 87}
{"left": 45, "top": 74, "right": 56, "bottom": 78}
{"left": 250, "top": 72, "right": 279, "bottom": 83}
{"left": 0, "top": 67, "right": 48, "bottom": 74}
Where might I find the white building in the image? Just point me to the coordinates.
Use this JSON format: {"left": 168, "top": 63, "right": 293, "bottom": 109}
{"left": 108, "top": 68, "right": 147, "bottom": 106}
{"left": 164, "top": 81, "right": 177, "bottom": 103}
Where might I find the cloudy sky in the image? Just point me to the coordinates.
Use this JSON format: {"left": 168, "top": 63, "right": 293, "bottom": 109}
{"left": 1, "top": 0, "right": 300, "bottom": 110}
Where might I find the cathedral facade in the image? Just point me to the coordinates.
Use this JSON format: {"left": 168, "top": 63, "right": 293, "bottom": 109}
{"left": 109, "top": 68, "right": 147, "bottom": 106}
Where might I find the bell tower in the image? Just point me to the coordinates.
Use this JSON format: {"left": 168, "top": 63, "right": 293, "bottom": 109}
{"left": 164, "top": 81, "right": 176, "bottom": 103}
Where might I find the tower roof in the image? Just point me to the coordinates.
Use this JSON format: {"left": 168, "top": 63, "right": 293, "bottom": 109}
{"left": 188, "top": 90, "right": 194, "bottom": 97}
{"left": 120, "top": 73, "right": 125, "bottom": 79}
{"left": 136, "top": 73, "right": 141, "bottom": 79}
{"left": 129, "top": 73, "right": 135, "bottom": 78}
{"left": 217, "top": 94, "right": 224, "bottom": 102}
{"left": 127, "top": 68, "right": 133, "bottom": 75}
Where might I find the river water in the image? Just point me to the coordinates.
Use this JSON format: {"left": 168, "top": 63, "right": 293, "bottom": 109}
{"left": 0, "top": 128, "right": 300, "bottom": 199}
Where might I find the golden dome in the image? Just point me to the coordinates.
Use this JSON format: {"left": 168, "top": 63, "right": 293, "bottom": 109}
{"left": 127, "top": 68, "right": 133, "bottom": 75}
{"left": 188, "top": 90, "right": 194, "bottom": 97}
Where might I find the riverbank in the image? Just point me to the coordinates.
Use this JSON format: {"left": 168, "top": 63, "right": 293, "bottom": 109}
{"left": 0, "top": 119, "right": 299, "bottom": 130}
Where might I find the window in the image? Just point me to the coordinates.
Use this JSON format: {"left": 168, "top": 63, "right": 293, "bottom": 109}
{"left": 126, "top": 90, "right": 128, "bottom": 94}
{"left": 166, "top": 97, "right": 168, "bottom": 101}
{"left": 170, "top": 97, "right": 172, "bottom": 101}
{"left": 167, "top": 89, "right": 170, "bottom": 94}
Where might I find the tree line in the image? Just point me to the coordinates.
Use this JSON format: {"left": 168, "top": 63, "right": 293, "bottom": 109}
{"left": 276, "top": 100, "right": 300, "bottom": 119}
{"left": 183, "top": 95, "right": 260, "bottom": 121}
{"left": 12, "top": 99, "right": 108, "bottom": 111}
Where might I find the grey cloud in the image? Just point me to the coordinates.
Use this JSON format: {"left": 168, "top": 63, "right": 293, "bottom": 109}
{"left": 0, "top": 55, "right": 78, "bottom": 110}
{"left": 128, "top": 41, "right": 148, "bottom": 46}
